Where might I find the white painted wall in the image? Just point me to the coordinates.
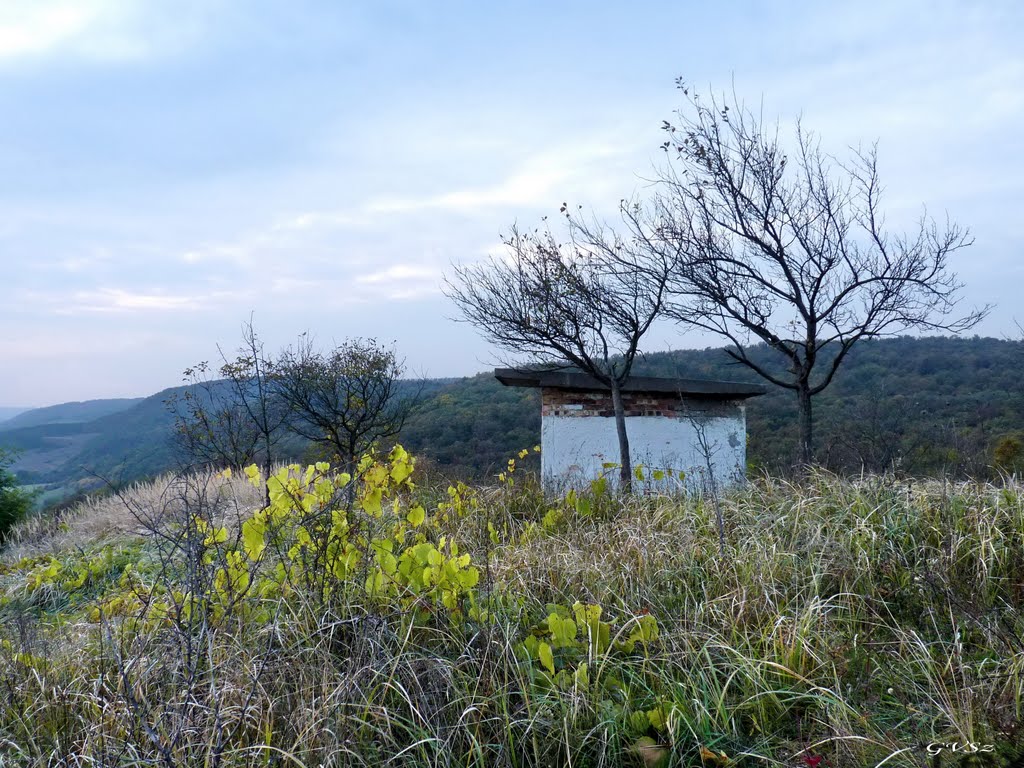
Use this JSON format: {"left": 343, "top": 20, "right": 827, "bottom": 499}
{"left": 541, "top": 402, "right": 747, "bottom": 494}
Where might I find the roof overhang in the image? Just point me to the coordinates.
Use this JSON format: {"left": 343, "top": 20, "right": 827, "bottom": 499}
{"left": 494, "top": 368, "right": 766, "bottom": 399}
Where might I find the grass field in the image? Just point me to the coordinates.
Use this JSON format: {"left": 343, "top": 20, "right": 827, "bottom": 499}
{"left": 1, "top": 448, "right": 1022, "bottom": 767}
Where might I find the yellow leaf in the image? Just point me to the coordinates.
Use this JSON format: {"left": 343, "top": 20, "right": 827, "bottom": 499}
{"left": 243, "top": 464, "right": 262, "bottom": 489}
{"left": 241, "top": 517, "right": 266, "bottom": 560}
{"left": 391, "top": 461, "right": 413, "bottom": 484}
{"left": 698, "top": 745, "right": 729, "bottom": 766}
{"left": 361, "top": 488, "right": 383, "bottom": 516}
{"left": 406, "top": 505, "right": 426, "bottom": 527}
{"left": 365, "top": 464, "right": 389, "bottom": 487}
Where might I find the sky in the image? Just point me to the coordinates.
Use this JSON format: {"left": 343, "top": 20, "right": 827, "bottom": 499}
{"left": 1, "top": 1, "right": 1021, "bottom": 407}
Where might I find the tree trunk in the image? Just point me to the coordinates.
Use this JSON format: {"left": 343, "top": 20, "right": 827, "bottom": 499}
{"left": 797, "top": 383, "right": 813, "bottom": 469}
{"left": 610, "top": 380, "right": 632, "bottom": 493}
{"left": 262, "top": 432, "right": 273, "bottom": 509}
{"left": 343, "top": 443, "right": 358, "bottom": 508}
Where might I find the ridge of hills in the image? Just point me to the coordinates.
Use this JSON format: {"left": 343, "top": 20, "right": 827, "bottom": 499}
{"left": 0, "top": 407, "right": 29, "bottom": 423}
{"left": 0, "top": 398, "right": 143, "bottom": 432}
{"left": 2, "top": 335, "right": 1022, "bottom": 508}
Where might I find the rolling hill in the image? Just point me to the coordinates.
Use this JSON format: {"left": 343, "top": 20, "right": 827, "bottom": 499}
{"left": 0, "top": 398, "right": 142, "bottom": 431}
{"left": 0, "top": 407, "right": 29, "bottom": 423}
{"left": 3, "top": 335, "right": 1022, "bottom": 509}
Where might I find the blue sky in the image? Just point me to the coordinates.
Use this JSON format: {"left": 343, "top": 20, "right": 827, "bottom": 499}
{"left": 1, "top": 1, "right": 1021, "bottom": 406}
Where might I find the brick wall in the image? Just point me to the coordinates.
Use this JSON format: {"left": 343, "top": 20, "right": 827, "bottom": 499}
{"left": 541, "top": 387, "right": 696, "bottom": 418}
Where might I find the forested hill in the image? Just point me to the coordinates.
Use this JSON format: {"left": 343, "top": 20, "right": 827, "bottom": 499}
{"left": 3, "top": 336, "right": 1023, "bottom": 508}
{"left": 0, "top": 398, "right": 142, "bottom": 431}
{"left": 399, "top": 335, "right": 1024, "bottom": 478}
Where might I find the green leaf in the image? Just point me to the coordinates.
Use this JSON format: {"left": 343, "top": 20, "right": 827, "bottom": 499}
{"left": 646, "top": 705, "right": 667, "bottom": 731}
{"left": 628, "top": 711, "right": 650, "bottom": 733}
{"left": 548, "top": 613, "right": 578, "bottom": 648}
{"left": 458, "top": 566, "right": 479, "bottom": 588}
{"left": 523, "top": 635, "right": 539, "bottom": 656}
{"left": 574, "top": 662, "right": 589, "bottom": 688}
{"left": 538, "top": 641, "right": 555, "bottom": 675}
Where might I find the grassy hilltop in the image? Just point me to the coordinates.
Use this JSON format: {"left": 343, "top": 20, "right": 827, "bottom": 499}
{"left": 1, "top": 446, "right": 1023, "bottom": 766}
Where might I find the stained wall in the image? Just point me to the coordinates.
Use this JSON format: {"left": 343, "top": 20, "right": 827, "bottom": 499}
{"left": 540, "top": 388, "right": 747, "bottom": 493}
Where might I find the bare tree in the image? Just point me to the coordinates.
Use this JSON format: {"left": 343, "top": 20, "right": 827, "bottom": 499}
{"left": 274, "top": 336, "right": 414, "bottom": 478}
{"left": 222, "top": 319, "right": 289, "bottom": 483}
{"left": 445, "top": 208, "right": 680, "bottom": 491}
{"left": 166, "top": 362, "right": 264, "bottom": 472}
{"left": 167, "top": 318, "right": 288, "bottom": 506}
{"left": 651, "top": 79, "right": 989, "bottom": 466}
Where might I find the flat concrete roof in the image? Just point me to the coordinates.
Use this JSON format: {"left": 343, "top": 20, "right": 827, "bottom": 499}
{"left": 494, "top": 368, "right": 766, "bottom": 399}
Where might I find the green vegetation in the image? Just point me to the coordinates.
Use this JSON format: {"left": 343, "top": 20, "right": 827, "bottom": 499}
{"left": 403, "top": 335, "right": 1024, "bottom": 478}
{"left": 0, "top": 449, "right": 33, "bottom": 540}
{"left": 1, "top": 446, "right": 1022, "bottom": 765}
{"left": 4, "top": 337, "right": 1024, "bottom": 511}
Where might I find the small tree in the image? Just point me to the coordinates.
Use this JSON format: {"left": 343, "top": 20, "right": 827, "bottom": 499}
{"left": 167, "top": 318, "right": 288, "bottom": 506}
{"left": 166, "top": 362, "right": 265, "bottom": 472}
{"left": 652, "top": 80, "right": 989, "bottom": 466}
{"left": 0, "top": 448, "right": 33, "bottom": 541}
{"left": 994, "top": 435, "right": 1024, "bottom": 475}
{"left": 274, "top": 336, "right": 414, "bottom": 478}
{"left": 445, "top": 208, "right": 679, "bottom": 492}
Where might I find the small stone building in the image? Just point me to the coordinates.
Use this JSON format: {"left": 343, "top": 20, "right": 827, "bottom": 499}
{"left": 495, "top": 368, "right": 765, "bottom": 493}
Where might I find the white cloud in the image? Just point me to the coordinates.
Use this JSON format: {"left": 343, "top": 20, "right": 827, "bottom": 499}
{"left": 57, "top": 287, "right": 219, "bottom": 314}
{"left": 354, "top": 264, "right": 436, "bottom": 285}
{"left": 273, "top": 210, "right": 363, "bottom": 232}
{"left": 0, "top": 1, "right": 109, "bottom": 59}
{"left": 0, "top": 0, "right": 213, "bottom": 62}
{"left": 364, "top": 140, "right": 629, "bottom": 216}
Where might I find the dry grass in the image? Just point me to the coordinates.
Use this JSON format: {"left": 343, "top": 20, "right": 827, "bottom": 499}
{"left": 2, "top": 471, "right": 266, "bottom": 562}
{"left": 1, "top": 463, "right": 1023, "bottom": 766}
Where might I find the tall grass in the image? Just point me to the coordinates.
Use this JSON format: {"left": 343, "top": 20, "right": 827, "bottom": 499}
{"left": 1, "top": 465, "right": 1022, "bottom": 766}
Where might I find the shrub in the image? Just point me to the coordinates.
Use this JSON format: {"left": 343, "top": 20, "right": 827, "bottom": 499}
{"left": 0, "top": 449, "right": 33, "bottom": 541}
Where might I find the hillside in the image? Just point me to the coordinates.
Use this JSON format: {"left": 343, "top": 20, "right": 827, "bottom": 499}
{"left": 0, "top": 398, "right": 142, "bottom": 431}
{"left": 3, "top": 336, "right": 1022, "bottom": 508}
{"left": 402, "top": 335, "right": 1024, "bottom": 478}
{"left": 0, "top": 407, "right": 28, "bottom": 423}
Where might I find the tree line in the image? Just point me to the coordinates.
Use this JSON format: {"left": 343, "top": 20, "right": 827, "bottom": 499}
{"left": 392, "top": 336, "right": 1023, "bottom": 482}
